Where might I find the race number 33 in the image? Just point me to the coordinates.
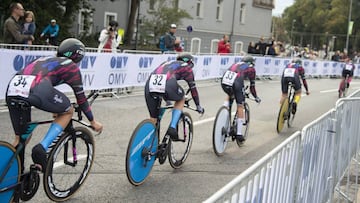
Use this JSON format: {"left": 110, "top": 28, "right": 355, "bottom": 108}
{"left": 222, "top": 70, "right": 237, "bottom": 86}
{"left": 149, "top": 74, "right": 167, "bottom": 93}
{"left": 7, "top": 75, "right": 36, "bottom": 98}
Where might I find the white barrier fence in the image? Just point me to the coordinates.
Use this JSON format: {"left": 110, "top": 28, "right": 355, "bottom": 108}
{"left": 204, "top": 90, "right": 360, "bottom": 203}
{"left": 1, "top": 48, "right": 360, "bottom": 99}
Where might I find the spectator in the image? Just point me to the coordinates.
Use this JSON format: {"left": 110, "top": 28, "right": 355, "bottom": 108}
{"left": 40, "top": 19, "right": 59, "bottom": 46}
{"left": 255, "top": 37, "right": 273, "bottom": 55}
{"left": 331, "top": 50, "right": 341, "bottom": 61}
{"left": 3, "top": 2, "right": 34, "bottom": 44}
{"left": 267, "top": 43, "right": 277, "bottom": 56}
{"left": 217, "top": 35, "right": 231, "bottom": 54}
{"left": 163, "top": 24, "right": 180, "bottom": 53}
{"left": 98, "top": 20, "right": 120, "bottom": 53}
{"left": 22, "top": 11, "right": 36, "bottom": 45}
{"left": 247, "top": 41, "right": 256, "bottom": 54}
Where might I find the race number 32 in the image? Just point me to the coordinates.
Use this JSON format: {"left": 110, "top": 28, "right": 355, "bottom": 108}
{"left": 149, "top": 74, "right": 167, "bottom": 93}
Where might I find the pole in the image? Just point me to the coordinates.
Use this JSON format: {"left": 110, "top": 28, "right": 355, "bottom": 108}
{"left": 345, "top": 0, "right": 353, "bottom": 53}
{"left": 135, "top": 0, "right": 140, "bottom": 50}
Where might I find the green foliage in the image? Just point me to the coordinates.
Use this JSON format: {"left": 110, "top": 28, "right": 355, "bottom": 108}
{"left": 0, "top": 0, "right": 94, "bottom": 45}
{"left": 282, "top": 0, "right": 360, "bottom": 51}
{"left": 140, "top": 0, "right": 192, "bottom": 46}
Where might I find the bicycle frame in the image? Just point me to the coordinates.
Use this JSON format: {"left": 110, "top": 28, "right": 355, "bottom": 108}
{"left": 0, "top": 91, "right": 99, "bottom": 200}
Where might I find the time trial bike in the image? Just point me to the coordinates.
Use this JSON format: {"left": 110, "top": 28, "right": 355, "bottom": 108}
{"left": 276, "top": 83, "right": 296, "bottom": 133}
{"left": 338, "top": 74, "right": 350, "bottom": 98}
{"left": 212, "top": 86, "right": 253, "bottom": 156}
{"left": 0, "top": 91, "right": 99, "bottom": 203}
{"left": 125, "top": 89, "right": 201, "bottom": 186}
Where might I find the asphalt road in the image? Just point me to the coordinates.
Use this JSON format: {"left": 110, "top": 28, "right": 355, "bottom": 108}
{"left": 0, "top": 78, "right": 358, "bottom": 203}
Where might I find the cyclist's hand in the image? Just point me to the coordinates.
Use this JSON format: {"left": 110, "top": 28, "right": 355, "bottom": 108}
{"left": 90, "top": 120, "right": 103, "bottom": 133}
{"left": 196, "top": 105, "right": 205, "bottom": 114}
{"left": 306, "top": 91, "right": 310, "bottom": 95}
{"left": 255, "top": 97, "right": 261, "bottom": 103}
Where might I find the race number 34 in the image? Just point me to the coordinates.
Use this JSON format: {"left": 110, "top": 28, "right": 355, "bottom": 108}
{"left": 7, "top": 75, "right": 36, "bottom": 98}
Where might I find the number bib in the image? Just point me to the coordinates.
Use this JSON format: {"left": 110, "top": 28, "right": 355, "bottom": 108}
{"left": 222, "top": 71, "right": 237, "bottom": 86}
{"left": 283, "top": 68, "right": 295, "bottom": 77}
{"left": 345, "top": 64, "right": 353, "bottom": 71}
{"left": 149, "top": 74, "right": 167, "bottom": 93}
{"left": 7, "top": 75, "right": 36, "bottom": 98}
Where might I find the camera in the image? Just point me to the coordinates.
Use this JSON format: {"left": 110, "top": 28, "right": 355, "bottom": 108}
{"left": 109, "top": 27, "right": 115, "bottom": 32}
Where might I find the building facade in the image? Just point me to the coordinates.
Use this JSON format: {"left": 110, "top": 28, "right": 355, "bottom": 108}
{"left": 73, "top": 0, "right": 274, "bottom": 54}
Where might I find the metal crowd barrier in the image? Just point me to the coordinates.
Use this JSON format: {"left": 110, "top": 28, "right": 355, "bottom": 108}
{"left": 204, "top": 89, "right": 360, "bottom": 203}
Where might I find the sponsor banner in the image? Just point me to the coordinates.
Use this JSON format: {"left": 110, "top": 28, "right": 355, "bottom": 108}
{"left": 0, "top": 49, "right": 358, "bottom": 99}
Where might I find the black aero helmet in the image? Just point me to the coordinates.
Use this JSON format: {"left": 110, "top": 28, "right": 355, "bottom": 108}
{"left": 242, "top": 55, "right": 255, "bottom": 65}
{"left": 57, "top": 38, "right": 85, "bottom": 63}
{"left": 176, "top": 53, "right": 193, "bottom": 63}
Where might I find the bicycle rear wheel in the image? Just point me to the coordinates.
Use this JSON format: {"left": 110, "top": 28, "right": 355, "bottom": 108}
{"left": 287, "top": 102, "right": 295, "bottom": 128}
{"left": 126, "top": 120, "right": 157, "bottom": 186}
{"left": 212, "top": 106, "right": 230, "bottom": 156}
{"left": 43, "top": 127, "right": 94, "bottom": 202}
{"left": 236, "top": 102, "right": 250, "bottom": 147}
{"left": 277, "top": 98, "right": 289, "bottom": 133}
{"left": 168, "top": 112, "right": 193, "bottom": 169}
{"left": 0, "top": 141, "right": 21, "bottom": 203}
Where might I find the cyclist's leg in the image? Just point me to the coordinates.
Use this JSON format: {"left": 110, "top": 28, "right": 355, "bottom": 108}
{"left": 29, "top": 82, "right": 72, "bottom": 172}
{"left": 292, "top": 76, "right": 302, "bottom": 114}
{"left": 233, "top": 78, "right": 245, "bottom": 142}
{"left": 165, "top": 78, "right": 185, "bottom": 141}
{"left": 221, "top": 83, "right": 233, "bottom": 108}
{"left": 144, "top": 80, "right": 161, "bottom": 125}
{"left": 280, "top": 76, "right": 289, "bottom": 104}
{"left": 6, "top": 97, "right": 32, "bottom": 174}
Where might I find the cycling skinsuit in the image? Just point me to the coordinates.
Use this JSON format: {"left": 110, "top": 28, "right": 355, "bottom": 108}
{"left": 6, "top": 56, "right": 93, "bottom": 135}
{"left": 281, "top": 63, "right": 308, "bottom": 94}
{"left": 342, "top": 63, "right": 355, "bottom": 78}
{"left": 221, "top": 62, "right": 258, "bottom": 105}
{"left": 144, "top": 60, "right": 200, "bottom": 118}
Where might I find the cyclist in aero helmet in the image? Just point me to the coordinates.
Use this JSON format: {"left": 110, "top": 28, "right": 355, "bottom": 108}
{"left": 144, "top": 53, "right": 204, "bottom": 141}
{"left": 5, "top": 38, "right": 103, "bottom": 172}
{"left": 280, "top": 58, "right": 309, "bottom": 114}
{"left": 220, "top": 55, "right": 261, "bottom": 143}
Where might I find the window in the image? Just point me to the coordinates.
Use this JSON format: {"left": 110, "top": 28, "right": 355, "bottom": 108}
{"left": 234, "top": 41, "right": 244, "bottom": 54}
{"left": 78, "top": 9, "right": 93, "bottom": 36}
{"left": 211, "top": 39, "right": 220, "bottom": 53}
{"left": 239, "top": 3, "right": 245, "bottom": 24}
{"left": 104, "top": 12, "right": 117, "bottom": 28}
{"left": 190, "top": 38, "right": 201, "bottom": 54}
{"left": 216, "top": 0, "right": 223, "bottom": 21}
{"left": 196, "top": 0, "right": 203, "bottom": 18}
{"left": 149, "top": 0, "right": 155, "bottom": 10}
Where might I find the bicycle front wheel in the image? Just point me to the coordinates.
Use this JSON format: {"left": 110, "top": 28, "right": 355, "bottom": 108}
{"left": 168, "top": 112, "right": 193, "bottom": 169}
{"left": 0, "top": 141, "right": 20, "bottom": 203}
{"left": 276, "top": 98, "right": 289, "bottom": 133}
{"left": 43, "top": 127, "right": 94, "bottom": 202}
{"left": 212, "top": 106, "right": 230, "bottom": 156}
{"left": 126, "top": 120, "right": 157, "bottom": 186}
{"left": 236, "top": 102, "right": 250, "bottom": 147}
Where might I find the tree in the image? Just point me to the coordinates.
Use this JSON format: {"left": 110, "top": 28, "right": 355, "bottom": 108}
{"left": 123, "top": 0, "right": 192, "bottom": 48}
{"left": 282, "top": 0, "right": 360, "bottom": 52}
{"left": 0, "top": 0, "right": 93, "bottom": 45}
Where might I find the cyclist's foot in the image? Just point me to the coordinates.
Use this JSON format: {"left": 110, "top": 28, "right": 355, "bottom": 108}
{"left": 166, "top": 127, "right": 180, "bottom": 141}
{"left": 235, "top": 134, "right": 245, "bottom": 143}
{"left": 31, "top": 144, "right": 47, "bottom": 173}
{"left": 292, "top": 102, "right": 297, "bottom": 115}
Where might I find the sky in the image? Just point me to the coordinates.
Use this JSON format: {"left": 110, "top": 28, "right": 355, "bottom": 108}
{"left": 273, "top": 0, "right": 294, "bottom": 16}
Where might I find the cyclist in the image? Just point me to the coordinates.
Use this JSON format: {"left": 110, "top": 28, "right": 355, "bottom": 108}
{"left": 144, "top": 53, "right": 204, "bottom": 141}
{"left": 5, "top": 38, "right": 103, "bottom": 172}
{"left": 280, "top": 58, "right": 309, "bottom": 114}
{"left": 338, "top": 57, "right": 355, "bottom": 97}
{"left": 221, "top": 55, "right": 261, "bottom": 143}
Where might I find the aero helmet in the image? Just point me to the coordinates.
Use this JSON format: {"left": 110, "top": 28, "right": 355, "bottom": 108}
{"left": 57, "top": 38, "right": 85, "bottom": 63}
{"left": 242, "top": 55, "right": 256, "bottom": 65}
{"left": 177, "top": 53, "right": 193, "bottom": 63}
{"left": 292, "top": 58, "right": 302, "bottom": 65}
